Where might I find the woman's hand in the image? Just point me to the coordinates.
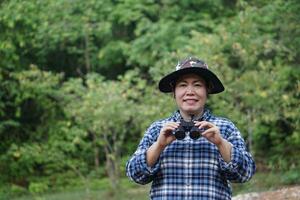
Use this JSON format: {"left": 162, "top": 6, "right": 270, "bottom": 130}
{"left": 194, "top": 121, "right": 232, "bottom": 162}
{"left": 146, "top": 122, "right": 178, "bottom": 167}
{"left": 194, "top": 121, "right": 223, "bottom": 146}
{"left": 156, "top": 122, "right": 178, "bottom": 149}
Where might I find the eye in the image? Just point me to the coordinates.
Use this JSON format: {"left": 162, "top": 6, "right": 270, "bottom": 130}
{"left": 194, "top": 82, "right": 204, "bottom": 87}
{"left": 177, "top": 82, "right": 187, "bottom": 87}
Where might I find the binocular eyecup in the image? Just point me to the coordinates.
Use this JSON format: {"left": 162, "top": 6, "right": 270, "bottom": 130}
{"left": 173, "top": 119, "right": 205, "bottom": 140}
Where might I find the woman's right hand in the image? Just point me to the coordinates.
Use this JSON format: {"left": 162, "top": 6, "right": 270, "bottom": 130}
{"left": 156, "top": 122, "right": 179, "bottom": 149}
{"left": 146, "top": 122, "right": 179, "bottom": 167}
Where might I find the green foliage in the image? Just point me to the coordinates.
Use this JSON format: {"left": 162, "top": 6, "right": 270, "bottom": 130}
{"left": 29, "top": 181, "right": 49, "bottom": 195}
{"left": 0, "top": 67, "right": 64, "bottom": 183}
{"left": 0, "top": 0, "right": 299, "bottom": 197}
{"left": 280, "top": 169, "right": 300, "bottom": 185}
{"left": 0, "top": 67, "right": 91, "bottom": 193}
{"left": 173, "top": 0, "right": 300, "bottom": 169}
{"left": 61, "top": 72, "right": 147, "bottom": 190}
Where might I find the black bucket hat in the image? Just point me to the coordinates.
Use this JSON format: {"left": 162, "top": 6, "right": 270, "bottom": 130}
{"left": 158, "top": 57, "right": 224, "bottom": 94}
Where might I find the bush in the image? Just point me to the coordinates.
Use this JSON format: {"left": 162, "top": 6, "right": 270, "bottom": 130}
{"left": 281, "top": 169, "right": 300, "bottom": 185}
{"left": 29, "top": 182, "right": 49, "bottom": 195}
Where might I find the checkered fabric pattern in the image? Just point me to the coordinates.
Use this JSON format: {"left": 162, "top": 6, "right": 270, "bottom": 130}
{"left": 126, "top": 108, "right": 256, "bottom": 200}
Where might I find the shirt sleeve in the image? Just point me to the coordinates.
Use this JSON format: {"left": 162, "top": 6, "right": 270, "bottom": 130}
{"left": 218, "top": 121, "right": 256, "bottom": 183}
{"left": 126, "top": 122, "right": 161, "bottom": 185}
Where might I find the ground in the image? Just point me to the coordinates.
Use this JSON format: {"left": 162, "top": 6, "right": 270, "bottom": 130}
{"left": 233, "top": 186, "right": 300, "bottom": 200}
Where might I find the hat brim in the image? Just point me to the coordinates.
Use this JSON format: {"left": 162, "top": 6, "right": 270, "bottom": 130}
{"left": 158, "top": 67, "right": 224, "bottom": 94}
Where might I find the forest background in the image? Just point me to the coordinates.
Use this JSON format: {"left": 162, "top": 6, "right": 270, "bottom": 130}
{"left": 0, "top": 0, "right": 299, "bottom": 199}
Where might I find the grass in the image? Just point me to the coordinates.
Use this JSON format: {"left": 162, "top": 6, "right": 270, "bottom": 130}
{"left": 3, "top": 170, "right": 300, "bottom": 200}
{"left": 232, "top": 169, "right": 300, "bottom": 195}
{"left": 5, "top": 178, "right": 150, "bottom": 200}
{"left": 9, "top": 189, "right": 150, "bottom": 200}
{"left": 8, "top": 185, "right": 150, "bottom": 200}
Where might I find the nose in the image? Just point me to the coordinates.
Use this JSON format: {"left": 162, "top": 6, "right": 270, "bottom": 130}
{"left": 186, "top": 86, "right": 194, "bottom": 94}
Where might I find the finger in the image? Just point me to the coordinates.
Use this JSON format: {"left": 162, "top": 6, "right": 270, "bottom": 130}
{"left": 201, "top": 127, "right": 217, "bottom": 136}
{"left": 164, "top": 122, "right": 179, "bottom": 128}
{"left": 164, "top": 123, "right": 179, "bottom": 131}
{"left": 202, "top": 130, "right": 211, "bottom": 137}
{"left": 194, "top": 121, "right": 208, "bottom": 127}
{"left": 198, "top": 121, "right": 215, "bottom": 129}
{"left": 161, "top": 124, "right": 179, "bottom": 135}
{"left": 164, "top": 122, "right": 180, "bottom": 128}
{"left": 194, "top": 121, "right": 201, "bottom": 126}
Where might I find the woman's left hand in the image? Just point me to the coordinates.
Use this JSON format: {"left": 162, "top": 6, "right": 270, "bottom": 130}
{"left": 194, "top": 121, "right": 223, "bottom": 146}
{"left": 194, "top": 121, "right": 232, "bottom": 162}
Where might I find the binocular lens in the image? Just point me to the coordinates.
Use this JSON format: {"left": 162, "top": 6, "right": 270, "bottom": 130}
{"left": 174, "top": 130, "right": 185, "bottom": 140}
{"left": 190, "top": 130, "right": 201, "bottom": 140}
{"left": 173, "top": 119, "right": 204, "bottom": 140}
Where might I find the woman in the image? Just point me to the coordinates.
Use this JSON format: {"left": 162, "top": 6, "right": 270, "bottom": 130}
{"left": 126, "top": 57, "right": 255, "bottom": 199}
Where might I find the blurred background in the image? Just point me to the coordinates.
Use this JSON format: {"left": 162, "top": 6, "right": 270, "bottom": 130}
{"left": 0, "top": 0, "right": 299, "bottom": 199}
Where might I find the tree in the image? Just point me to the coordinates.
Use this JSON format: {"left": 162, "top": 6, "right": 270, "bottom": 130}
{"left": 61, "top": 72, "right": 143, "bottom": 190}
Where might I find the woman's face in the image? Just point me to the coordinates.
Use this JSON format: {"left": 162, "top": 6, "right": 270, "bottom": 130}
{"left": 174, "top": 73, "right": 207, "bottom": 117}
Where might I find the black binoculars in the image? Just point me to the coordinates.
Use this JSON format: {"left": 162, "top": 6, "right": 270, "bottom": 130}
{"left": 173, "top": 119, "right": 205, "bottom": 140}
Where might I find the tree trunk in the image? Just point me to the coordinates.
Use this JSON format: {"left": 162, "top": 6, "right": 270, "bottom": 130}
{"left": 104, "top": 146, "right": 120, "bottom": 191}
{"left": 84, "top": 23, "right": 91, "bottom": 73}
{"left": 92, "top": 132, "right": 99, "bottom": 169}
{"left": 103, "top": 131, "right": 123, "bottom": 192}
{"left": 247, "top": 109, "right": 254, "bottom": 155}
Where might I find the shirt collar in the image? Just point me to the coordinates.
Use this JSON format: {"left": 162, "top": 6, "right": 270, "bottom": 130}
{"left": 172, "top": 107, "right": 211, "bottom": 121}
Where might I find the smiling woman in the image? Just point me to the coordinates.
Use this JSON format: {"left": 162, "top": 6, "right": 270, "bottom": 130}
{"left": 126, "top": 57, "right": 256, "bottom": 200}
{"left": 174, "top": 74, "right": 207, "bottom": 120}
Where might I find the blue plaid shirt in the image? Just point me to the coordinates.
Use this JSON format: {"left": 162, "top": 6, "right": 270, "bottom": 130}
{"left": 126, "top": 108, "right": 255, "bottom": 200}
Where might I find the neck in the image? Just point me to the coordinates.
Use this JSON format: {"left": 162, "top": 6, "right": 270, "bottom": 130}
{"left": 180, "top": 108, "right": 204, "bottom": 121}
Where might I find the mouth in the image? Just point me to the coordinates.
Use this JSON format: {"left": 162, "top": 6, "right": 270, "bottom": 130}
{"left": 183, "top": 99, "right": 199, "bottom": 104}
